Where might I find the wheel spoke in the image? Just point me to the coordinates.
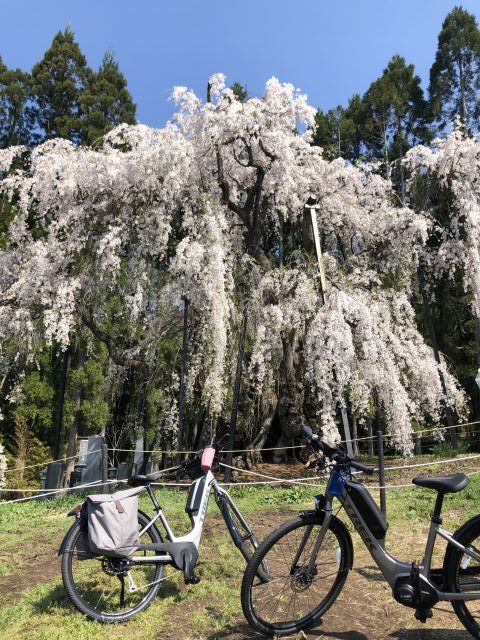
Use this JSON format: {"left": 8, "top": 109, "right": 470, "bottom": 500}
{"left": 242, "top": 515, "right": 350, "bottom": 635}
{"left": 62, "top": 514, "right": 164, "bottom": 622}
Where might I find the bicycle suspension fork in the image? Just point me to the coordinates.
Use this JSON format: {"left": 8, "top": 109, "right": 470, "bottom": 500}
{"left": 290, "top": 498, "right": 334, "bottom": 575}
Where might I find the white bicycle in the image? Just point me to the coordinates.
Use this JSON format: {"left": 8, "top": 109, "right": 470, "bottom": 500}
{"left": 59, "top": 439, "right": 269, "bottom": 623}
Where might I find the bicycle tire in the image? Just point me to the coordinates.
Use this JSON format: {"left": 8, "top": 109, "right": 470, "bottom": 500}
{"left": 241, "top": 512, "right": 352, "bottom": 637}
{"left": 444, "top": 515, "right": 480, "bottom": 638}
{"left": 61, "top": 510, "right": 164, "bottom": 623}
{"left": 218, "top": 497, "right": 270, "bottom": 582}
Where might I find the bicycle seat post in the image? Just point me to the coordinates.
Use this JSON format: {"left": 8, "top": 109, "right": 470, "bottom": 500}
{"left": 146, "top": 484, "right": 161, "bottom": 513}
{"left": 431, "top": 492, "right": 444, "bottom": 525}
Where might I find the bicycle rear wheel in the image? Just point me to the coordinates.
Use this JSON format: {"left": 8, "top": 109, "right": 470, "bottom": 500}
{"left": 241, "top": 513, "right": 352, "bottom": 637}
{"left": 61, "top": 510, "right": 164, "bottom": 623}
{"left": 444, "top": 517, "right": 480, "bottom": 638}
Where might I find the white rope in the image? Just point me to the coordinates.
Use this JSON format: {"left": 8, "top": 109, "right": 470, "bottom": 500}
{"left": 3, "top": 448, "right": 101, "bottom": 474}
{"left": 0, "top": 479, "right": 117, "bottom": 505}
{"left": 3, "top": 453, "right": 480, "bottom": 503}
{"left": 383, "top": 453, "right": 480, "bottom": 472}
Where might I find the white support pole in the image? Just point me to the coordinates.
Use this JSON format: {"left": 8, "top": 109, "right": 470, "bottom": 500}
{"left": 309, "top": 207, "right": 328, "bottom": 304}
{"left": 308, "top": 205, "right": 354, "bottom": 458}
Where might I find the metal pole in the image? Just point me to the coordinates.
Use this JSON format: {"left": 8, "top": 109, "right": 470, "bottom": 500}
{"left": 376, "top": 430, "right": 387, "bottom": 518}
{"left": 176, "top": 298, "right": 189, "bottom": 485}
{"left": 366, "top": 416, "right": 374, "bottom": 456}
{"left": 224, "top": 308, "right": 248, "bottom": 485}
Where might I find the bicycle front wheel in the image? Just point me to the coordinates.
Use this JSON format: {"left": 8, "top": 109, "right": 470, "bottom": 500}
{"left": 61, "top": 510, "right": 164, "bottom": 623}
{"left": 444, "top": 517, "right": 480, "bottom": 638}
{"left": 241, "top": 513, "right": 352, "bottom": 637}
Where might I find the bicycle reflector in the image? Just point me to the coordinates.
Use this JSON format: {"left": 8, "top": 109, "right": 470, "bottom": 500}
{"left": 201, "top": 447, "right": 215, "bottom": 472}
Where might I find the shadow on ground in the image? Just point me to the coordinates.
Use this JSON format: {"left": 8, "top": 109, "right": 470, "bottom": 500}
{"left": 31, "top": 583, "right": 72, "bottom": 614}
{"left": 207, "top": 622, "right": 369, "bottom": 639}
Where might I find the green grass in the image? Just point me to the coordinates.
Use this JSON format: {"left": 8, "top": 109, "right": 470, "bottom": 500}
{"left": 1, "top": 477, "right": 480, "bottom": 639}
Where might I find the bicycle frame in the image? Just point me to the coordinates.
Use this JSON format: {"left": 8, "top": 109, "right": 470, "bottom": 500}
{"left": 129, "top": 472, "right": 243, "bottom": 565}
{"left": 310, "top": 478, "right": 480, "bottom": 604}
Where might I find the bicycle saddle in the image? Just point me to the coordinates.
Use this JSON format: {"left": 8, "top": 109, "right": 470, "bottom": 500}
{"left": 412, "top": 473, "right": 468, "bottom": 494}
{"left": 128, "top": 471, "right": 166, "bottom": 487}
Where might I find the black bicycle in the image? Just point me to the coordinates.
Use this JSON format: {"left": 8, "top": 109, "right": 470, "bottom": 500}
{"left": 241, "top": 424, "right": 480, "bottom": 638}
{"left": 59, "top": 440, "right": 269, "bottom": 623}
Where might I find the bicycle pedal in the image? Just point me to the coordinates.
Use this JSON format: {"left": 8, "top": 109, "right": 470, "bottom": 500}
{"left": 414, "top": 608, "right": 432, "bottom": 623}
{"left": 184, "top": 573, "right": 200, "bottom": 585}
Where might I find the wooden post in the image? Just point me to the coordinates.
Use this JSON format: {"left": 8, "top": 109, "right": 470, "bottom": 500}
{"left": 308, "top": 204, "right": 353, "bottom": 456}
{"left": 414, "top": 433, "right": 422, "bottom": 456}
{"left": 376, "top": 430, "right": 387, "bottom": 518}
{"left": 224, "top": 309, "right": 248, "bottom": 485}
{"left": 101, "top": 441, "right": 108, "bottom": 490}
{"left": 366, "top": 416, "right": 374, "bottom": 457}
{"left": 351, "top": 415, "right": 359, "bottom": 456}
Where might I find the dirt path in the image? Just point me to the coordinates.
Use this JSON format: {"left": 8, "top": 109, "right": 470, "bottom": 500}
{"left": 1, "top": 467, "right": 478, "bottom": 639}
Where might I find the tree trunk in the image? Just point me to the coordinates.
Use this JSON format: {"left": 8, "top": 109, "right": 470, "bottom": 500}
{"left": 52, "top": 347, "right": 70, "bottom": 459}
{"left": 276, "top": 329, "right": 303, "bottom": 451}
{"left": 244, "top": 390, "right": 277, "bottom": 465}
{"left": 383, "top": 118, "right": 390, "bottom": 180}
{"left": 64, "top": 348, "right": 85, "bottom": 487}
{"left": 418, "top": 267, "right": 457, "bottom": 446}
{"left": 458, "top": 56, "right": 467, "bottom": 128}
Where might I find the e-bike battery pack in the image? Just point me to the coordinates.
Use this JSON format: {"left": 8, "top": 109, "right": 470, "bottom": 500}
{"left": 345, "top": 479, "right": 389, "bottom": 541}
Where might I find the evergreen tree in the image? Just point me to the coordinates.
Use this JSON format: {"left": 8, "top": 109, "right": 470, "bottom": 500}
{"left": 363, "top": 55, "right": 427, "bottom": 181}
{"left": 230, "top": 81, "right": 248, "bottom": 102}
{"left": 0, "top": 57, "right": 30, "bottom": 147}
{"left": 29, "top": 26, "right": 91, "bottom": 143}
{"left": 313, "top": 95, "right": 365, "bottom": 161}
{"left": 79, "top": 51, "right": 136, "bottom": 146}
{"left": 429, "top": 6, "right": 480, "bottom": 132}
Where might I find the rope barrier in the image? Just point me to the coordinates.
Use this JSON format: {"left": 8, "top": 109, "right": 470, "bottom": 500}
{"left": 5, "top": 418, "right": 480, "bottom": 477}
{"left": 383, "top": 453, "right": 480, "bottom": 472}
{"left": 0, "top": 478, "right": 117, "bottom": 505}
{"left": 4, "top": 451, "right": 480, "bottom": 495}
{"left": 337, "top": 419, "right": 480, "bottom": 444}
{"left": 0, "top": 455, "right": 480, "bottom": 506}
{"left": 108, "top": 445, "right": 304, "bottom": 455}
{"left": 3, "top": 449, "right": 101, "bottom": 474}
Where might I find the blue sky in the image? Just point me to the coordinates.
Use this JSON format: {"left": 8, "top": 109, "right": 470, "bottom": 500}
{"left": 1, "top": 1, "right": 479, "bottom": 127}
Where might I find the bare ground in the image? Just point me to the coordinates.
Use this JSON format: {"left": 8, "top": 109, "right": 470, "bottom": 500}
{"left": 2, "top": 458, "right": 479, "bottom": 639}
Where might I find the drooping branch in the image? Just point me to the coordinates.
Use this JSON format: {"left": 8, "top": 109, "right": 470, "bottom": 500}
{"left": 80, "top": 308, "right": 146, "bottom": 368}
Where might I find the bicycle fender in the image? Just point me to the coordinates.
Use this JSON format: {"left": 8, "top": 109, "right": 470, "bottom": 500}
{"left": 299, "top": 510, "right": 354, "bottom": 571}
{"left": 58, "top": 519, "right": 79, "bottom": 556}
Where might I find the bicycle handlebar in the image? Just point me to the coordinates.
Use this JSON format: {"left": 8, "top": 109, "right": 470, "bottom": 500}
{"left": 302, "top": 424, "right": 374, "bottom": 475}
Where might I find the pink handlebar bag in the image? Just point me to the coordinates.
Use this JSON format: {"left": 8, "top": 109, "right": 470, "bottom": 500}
{"left": 201, "top": 446, "right": 215, "bottom": 472}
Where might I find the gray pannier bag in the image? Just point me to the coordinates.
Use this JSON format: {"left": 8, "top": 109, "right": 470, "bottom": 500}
{"left": 87, "top": 486, "right": 144, "bottom": 556}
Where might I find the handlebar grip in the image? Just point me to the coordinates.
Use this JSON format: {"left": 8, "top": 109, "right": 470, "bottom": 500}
{"left": 349, "top": 460, "right": 375, "bottom": 475}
